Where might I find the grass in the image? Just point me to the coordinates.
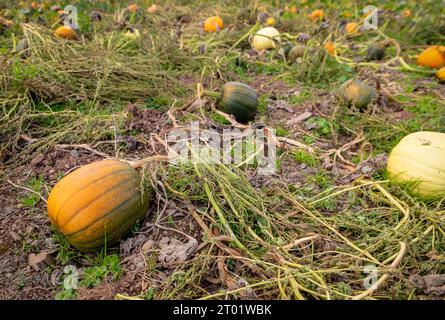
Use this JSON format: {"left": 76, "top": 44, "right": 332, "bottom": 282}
{"left": 81, "top": 254, "right": 122, "bottom": 288}
{"left": 1, "top": 0, "right": 444, "bottom": 301}
{"left": 19, "top": 175, "right": 44, "bottom": 207}
{"left": 293, "top": 149, "right": 319, "bottom": 167}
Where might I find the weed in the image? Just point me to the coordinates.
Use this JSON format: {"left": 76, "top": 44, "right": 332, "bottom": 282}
{"left": 80, "top": 254, "right": 122, "bottom": 288}
{"left": 19, "top": 176, "right": 44, "bottom": 207}
{"left": 293, "top": 150, "right": 319, "bottom": 167}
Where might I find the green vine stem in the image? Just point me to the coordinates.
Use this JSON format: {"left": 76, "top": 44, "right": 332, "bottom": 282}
{"left": 231, "top": 21, "right": 260, "bottom": 50}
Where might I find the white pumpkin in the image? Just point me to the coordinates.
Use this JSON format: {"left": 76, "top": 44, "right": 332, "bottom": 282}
{"left": 387, "top": 131, "right": 445, "bottom": 200}
{"left": 123, "top": 28, "right": 140, "bottom": 40}
{"left": 251, "top": 27, "right": 280, "bottom": 51}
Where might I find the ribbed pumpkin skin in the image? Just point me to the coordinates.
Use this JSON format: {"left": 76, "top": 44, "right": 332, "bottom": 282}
{"left": 47, "top": 160, "right": 149, "bottom": 252}
{"left": 219, "top": 82, "right": 258, "bottom": 123}
{"left": 387, "top": 131, "right": 445, "bottom": 200}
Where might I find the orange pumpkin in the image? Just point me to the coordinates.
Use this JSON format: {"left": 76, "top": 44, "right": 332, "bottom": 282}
{"left": 402, "top": 9, "right": 412, "bottom": 17}
{"left": 324, "top": 42, "right": 335, "bottom": 55}
{"left": 289, "top": 6, "right": 298, "bottom": 14}
{"left": 416, "top": 46, "right": 445, "bottom": 68}
{"left": 47, "top": 160, "right": 150, "bottom": 252}
{"left": 345, "top": 22, "right": 359, "bottom": 35}
{"left": 147, "top": 4, "right": 158, "bottom": 14}
{"left": 204, "top": 16, "right": 223, "bottom": 33}
{"left": 54, "top": 26, "right": 78, "bottom": 40}
{"left": 127, "top": 4, "right": 139, "bottom": 13}
{"left": 437, "top": 67, "right": 445, "bottom": 82}
{"left": 309, "top": 9, "right": 324, "bottom": 22}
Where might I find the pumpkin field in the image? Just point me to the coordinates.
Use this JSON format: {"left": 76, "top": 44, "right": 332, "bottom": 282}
{"left": 0, "top": 0, "right": 444, "bottom": 301}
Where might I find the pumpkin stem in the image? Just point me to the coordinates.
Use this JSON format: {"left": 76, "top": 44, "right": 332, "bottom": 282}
{"left": 129, "top": 155, "right": 170, "bottom": 169}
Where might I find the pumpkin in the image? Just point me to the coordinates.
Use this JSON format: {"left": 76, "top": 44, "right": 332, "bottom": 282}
{"left": 309, "top": 9, "right": 324, "bottom": 22}
{"left": 416, "top": 46, "right": 445, "bottom": 68}
{"left": 280, "top": 42, "right": 295, "bottom": 60}
{"left": 147, "top": 4, "right": 158, "bottom": 14}
{"left": 204, "top": 16, "right": 223, "bottom": 33}
{"left": 289, "top": 6, "right": 298, "bottom": 14}
{"left": 288, "top": 45, "right": 306, "bottom": 63}
{"left": 47, "top": 159, "right": 150, "bottom": 252}
{"left": 345, "top": 22, "right": 359, "bottom": 35}
{"left": 324, "top": 42, "right": 335, "bottom": 56}
{"left": 218, "top": 82, "right": 258, "bottom": 123}
{"left": 127, "top": 4, "right": 139, "bottom": 13}
{"left": 387, "top": 131, "right": 445, "bottom": 200}
{"left": 366, "top": 43, "right": 387, "bottom": 61}
{"left": 251, "top": 27, "right": 280, "bottom": 51}
{"left": 123, "top": 28, "right": 140, "bottom": 40}
{"left": 266, "top": 17, "right": 276, "bottom": 26}
{"left": 436, "top": 67, "right": 445, "bottom": 81}
{"left": 54, "top": 25, "right": 78, "bottom": 40}
{"left": 402, "top": 9, "right": 411, "bottom": 17}
{"left": 338, "top": 79, "right": 376, "bottom": 109}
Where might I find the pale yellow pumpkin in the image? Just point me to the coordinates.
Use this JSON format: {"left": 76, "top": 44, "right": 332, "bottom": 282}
{"left": 387, "top": 131, "right": 445, "bottom": 200}
{"left": 251, "top": 27, "right": 280, "bottom": 51}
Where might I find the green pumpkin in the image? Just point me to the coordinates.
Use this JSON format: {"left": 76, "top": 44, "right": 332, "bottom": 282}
{"left": 288, "top": 45, "right": 307, "bottom": 63}
{"left": 281, "top": 42, "right": 295, "bottom": 59}
{"left": 218, "top": 82, "right": 258, "bottom": 123}
{"left": 366, "top": 43, "right": 386, "bottom": 61}
{"left": 338, "top": 79, "right": 376, "bottom": 109}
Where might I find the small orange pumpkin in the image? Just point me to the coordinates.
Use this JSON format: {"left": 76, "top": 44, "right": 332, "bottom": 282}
{"left": 402, "top": 9, "right": 412, "bottom": 17}
{"left": 289, "top": 6, "right": 298, "bottom": 14}
{"left": 437, "top": 67, "right": 445, "bottom": 82}
{"left": 147, "top": 4, "right": 158, "bottom": 14}
{"left": 47, "top": 160, "right": 150, "bottom": 252}
{"left": 204, "top": 16, "right": 223, "bottom": 33}
{"left": 54, "top": 26, "right": 78, "bottom": 40}
{"left": 309, "top": 9, "right": 324, "bottom": 22}
{"left": 127, "top": 4, "right": 139, "bottom": 13}
{"left": 324, "top": 42, "right": 335, "bottom": 55}
{"left": 416, "top": 46, "right": 445, "bottom": 68}
{"left": 345, "top": 22, "right": 359, "bottom": 35}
